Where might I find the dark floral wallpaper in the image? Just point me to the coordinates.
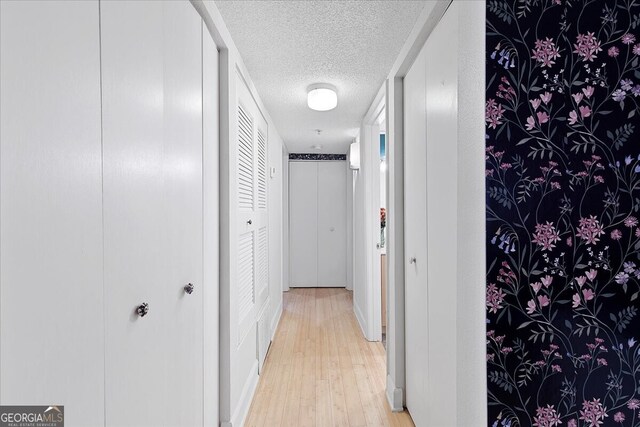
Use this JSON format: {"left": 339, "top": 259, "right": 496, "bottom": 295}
{"left": 487, "top": 1, "right": 640, "bottom": 426}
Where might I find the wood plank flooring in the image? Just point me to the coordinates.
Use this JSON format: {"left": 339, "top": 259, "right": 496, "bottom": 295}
{"left": 244, "top": 288, "right": 415, "bottom": 427}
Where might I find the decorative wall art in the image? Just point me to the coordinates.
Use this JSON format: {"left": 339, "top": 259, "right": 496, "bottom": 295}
{"left": 487, "top": 1, "right": 640, "bottom": 426}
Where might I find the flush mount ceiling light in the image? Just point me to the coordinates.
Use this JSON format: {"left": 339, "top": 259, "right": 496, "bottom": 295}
{"left": 307, "top": 84, "right": 337, "bottom": 111}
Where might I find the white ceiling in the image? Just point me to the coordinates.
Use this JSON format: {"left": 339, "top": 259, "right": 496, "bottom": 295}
{"left": 215, "top": 0, "right": 428, "bottom": 154}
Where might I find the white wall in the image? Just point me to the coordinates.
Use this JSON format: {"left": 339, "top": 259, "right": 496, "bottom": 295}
{"left": 269, "top": 132, "right": 285, "bottom": 336}
{"left": 352, "top": 135, "right": 369, "bottom": 337}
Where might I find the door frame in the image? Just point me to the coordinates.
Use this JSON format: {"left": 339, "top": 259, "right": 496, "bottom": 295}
{"left": 358, "top": 0, "right": 487, "bottom": 419}
{"left": 360, "top": 92, "right": 386, "bottom": 343}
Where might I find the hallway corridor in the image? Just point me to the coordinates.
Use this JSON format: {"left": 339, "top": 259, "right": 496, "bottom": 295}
{"left": 244, "top": 288, "right": 414, "bottom": 427}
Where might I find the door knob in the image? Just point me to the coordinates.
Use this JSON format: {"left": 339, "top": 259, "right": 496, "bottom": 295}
{"left": 409, "top": 257, "right": 417, "bottom": 264}
{"left": 136, "top": 302, "right": 149, "bottom": 317}
{"left": 184, "top": 283, "right": 195, "bottom": 295}
{"left": 247, "top": 219, "right": 252, "bottom": 225}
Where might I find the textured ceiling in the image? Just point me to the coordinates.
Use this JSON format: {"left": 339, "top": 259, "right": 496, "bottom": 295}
{"left": 215, "top": 0, "right": 427, "bottom": 153}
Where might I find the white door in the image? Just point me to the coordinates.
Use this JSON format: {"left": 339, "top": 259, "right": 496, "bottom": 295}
{"left": 317, "top": 162, "right": 347, "bottom": 287}
{"left": 101, "top": 2, "right": 203, "bottom": 425}
{"left": 102, "top": 3, "right": 166, "bottom": 425}
{"left": 403, "top": 36, "right": 429, "bottom": 427}
{"left": 289, "top": 162, "right": 319, "bottom": 287}
{"left": 161, "top": 3, "right": 204, "bottom": 426}
{"left": 0, "top": 1, "right": 104, "bottom": 423}
{"left": 404, "top": 4, "right": 458, "bottom": 426}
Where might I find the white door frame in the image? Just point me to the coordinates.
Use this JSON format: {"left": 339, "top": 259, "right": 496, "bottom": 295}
{"left": 360, "top": 91, "right": 387, "bottom": 343}
{"left": 360, "top": 1, "right": 487, "bottom": 419}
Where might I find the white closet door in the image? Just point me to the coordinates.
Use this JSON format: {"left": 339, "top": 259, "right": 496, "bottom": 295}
{"left": 0, "top": 1, "right": 104, "bottom": 423}
{"left": 289, "top": 162, "right": 318, "bottom": 287}
{"left": 317, "top": 162, "right": 347, "bottom": 287}
{"left": 162, "top": 3, "right": 204, "bottom": 426}
{"left": 102, "top": 1, "right": 205, "bottom": 425}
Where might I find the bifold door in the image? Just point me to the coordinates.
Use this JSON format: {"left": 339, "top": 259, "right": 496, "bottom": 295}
{"left": 289, "top": 161, "right": 347, "bottom": 287}
{"left": 0, "top": 1, "right": 105, "bottom": 424}
{"left": 101, "top": 1, "right": 204, "bottom": 425}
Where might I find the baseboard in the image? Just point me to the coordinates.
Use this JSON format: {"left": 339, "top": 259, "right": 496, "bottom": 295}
{"left": 221, "top": 360, "right": 259, "bottom": 427}
{"left": 270, "top": 301, "right": 283, "bottom": 341}
{"left": 353, "top": 301, "right": 369, "bottom": 340}
{"left": 386, "top": 374, "right": 405, "bottom": 412}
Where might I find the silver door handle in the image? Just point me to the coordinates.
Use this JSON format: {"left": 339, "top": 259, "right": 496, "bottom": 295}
{"left": 409, "top": 257, "right": 416, "bottom": 264}
{"left": 184, "top": 283, "right": 195, "bottom": 295}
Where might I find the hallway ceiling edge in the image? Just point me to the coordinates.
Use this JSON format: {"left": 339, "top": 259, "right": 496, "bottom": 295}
{"left": 215, "top": 0, "right": 428, "bottom": 153}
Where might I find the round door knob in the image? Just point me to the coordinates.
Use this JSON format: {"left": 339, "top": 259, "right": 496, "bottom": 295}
{"left": 184, "top": 283, "right": 195, "bottom": 295}
{"left": 409, "top": 257, "right": 417, "bottom": 264}
{"left": 136, "top": 302, "right": 149, "bottom": 317}
{"left": 247, "top": 219, "right": 252, "bottom": 225}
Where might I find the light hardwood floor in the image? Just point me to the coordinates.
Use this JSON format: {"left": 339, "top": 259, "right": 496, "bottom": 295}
{"left": 244, "top": 288, "right": 415, "bottom": 427}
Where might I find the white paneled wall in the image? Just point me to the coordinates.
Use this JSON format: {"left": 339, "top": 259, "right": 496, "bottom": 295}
{"left": 0, "top": 1, "right": 220, "bottom": 425}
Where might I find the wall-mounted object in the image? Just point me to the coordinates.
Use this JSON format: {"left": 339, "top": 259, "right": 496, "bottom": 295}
{"left": 349, "top": 142, "right": 360, "bottom": 170}
{"left": 307, "top": 83, "right": 337, "bottom": 111}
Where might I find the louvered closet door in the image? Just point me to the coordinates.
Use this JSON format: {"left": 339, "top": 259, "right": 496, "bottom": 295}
{"left": 236, "top": 74, "right": 269, "bottom": 346}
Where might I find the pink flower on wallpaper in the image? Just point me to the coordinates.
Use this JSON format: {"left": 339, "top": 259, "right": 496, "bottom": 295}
{"left": 586, "top": 269, "right": 598, "bottom": 281}
{"left": 540, "top": 92, "right": 553, "bottom": 105}
{"left": 531, "top": 281, "right": 542, "bottom": 294}
{"left": 594, "top": 175, "right": 604, "bottom": 183}
{"left": 526, "top": 115, "right": 537, "bottom": 130}
{"left": 532, "top": 222, "right": 561, "bottom": 251}
{"left": 625, "top": 216, "right": 638, "bottom": 227}
{"left": 583, "top": 86, "right": 595, "bottom": 98}
{"left": 541, "top": 275, "right": 554, "bottom": 288}
{"left": 614, "top": 412, "right": 625, "bottom": 423}
{"left": 582, "top": 288, "right": 595, "bottom": 301}
{"left": 537, "top": 111, "right": 550, "bottom": 124}
{"left": 579, "top": 105, "right": 592, "bottom": 118}
{"left": 627, "top": 399, "right": 640, "bottom": 410}
{"left": 576, "top": 276, "right": 587, "bottom": 287}
{"left": 551, "top": 364, "right": 562, "bottom": 373}
{"left": 532, "top": 38, "right": 561, "bottom": 67}
{"left": 486, "top": 98, "right": 506, "bottom": 129}
{"left": 533, "top": 405, "right": 562, "bottom": 427}
{"left": 486, "top": 283, "right": 506, "bottom": 313}
{"left": 574, "top": 32, "right": 603, "bottom": 62}
{"left": 527, "top": 299, "right": 537, "bottom": 314}
{"left": 572, "top": 92, "right": 584, "bottom": 104}
{"left": 634, "top": 44, "right": 640, "bottom": 56}
{"left": 567, "top": 419, "right": 577, "bottom": 427}
{"left": 531, "top": 98, "right": 542, "bottom": 110}
{"left": 611, "top": 229, "right": 623, "bottom": 240}
{"left": 538, "top": 295, "right": 550, "bottom": 308}
{"left": 573, "top": 293, "right": 581, "bottom": 308}
{"left": 568, "top": 110, "right": 579, "bottom": 125}
{"left": 636, "top": 228, "right": 640, "bottom": 238}
{"left": 576, "top": 216, "right": 605, "bottom": 245}
{"left": 580, "top": 398, "right": 608, "bottom": 426}
{"left": 622, "top": 33, "right": 636, "bottom": 44}
{"left": 597, "top": 358, "right": 607, "bottom": 366}
{"left": 608, "top": 46, "right": 620, "bottom": 57}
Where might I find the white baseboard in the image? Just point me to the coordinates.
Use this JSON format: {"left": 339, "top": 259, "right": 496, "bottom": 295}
{"left": 270, "top": 301, "right": 283, "bottom": 341}
{"left": 353, "top": 301, "right": 369, "bottom": 340}
{"left": 386, "top": 374, "right": 404, "bottom": 412}
{"left": 222, "top": 360, "right": 259, "bottom": 427}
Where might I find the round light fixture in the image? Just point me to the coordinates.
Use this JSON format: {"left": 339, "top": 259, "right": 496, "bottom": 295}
{"left": 307, "top": 84, "right": 337, "bottom": 111}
